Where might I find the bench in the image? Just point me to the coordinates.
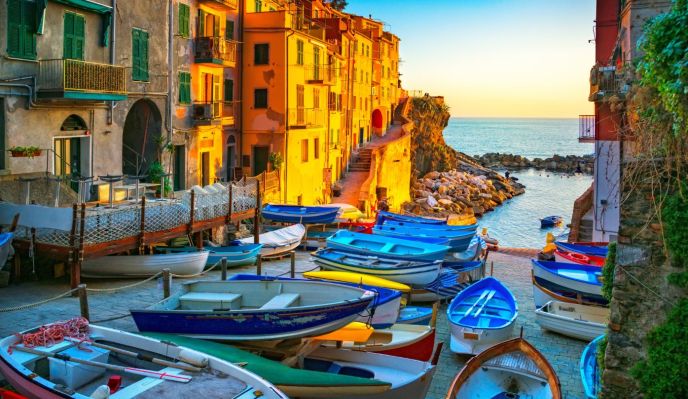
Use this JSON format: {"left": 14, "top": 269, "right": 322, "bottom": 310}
{"left": 180, "top": 292, "right": 242, "bottom": 311}
{"left": 259, "top": 293, "right": 301, "bottom": 310}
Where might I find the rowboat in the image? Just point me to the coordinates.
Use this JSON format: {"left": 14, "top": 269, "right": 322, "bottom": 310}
{"left": 320, "top": 324, "right": 437, "bottom": 363}
{"left": 535, "top": 301, "right": 609, "bottom": 341}
{"left": 397, "top": 306, "right": 433, "bottom": 325}
{"left": 312, "top": 248, "right": 442, "bottom": 286}
{"left": 326, "top": 230, "right": 450, "bottom": 262}
{"left": 131, "top": 280, "right": 374, "bottom": 340}
{"left": 302, "top": 270, "right": 411, "bottom": 293}
{"left": 0, "top": 232, "right": 13, "bottom": 268}
{"left": 531, "top": 272, "right": 608, "bottom": 308}
{"left": 142, "top": 333, "right": 393, "bottom": 398}
{"left": 532, "top": 260, "right": 603, "bottom": 298}
{"left": 240, "top": 224, "right": 305, "bottom": 258}
{"left": 447, "top": 277, "right": 518, "bottom": 355}
{"left": 450, "top": 236, "right": 486, "bottom": 262}
{"left": 580, "top": 335, "right": 604, "bottom": 399}
{"left": 541, "top": 216, "right": 563, "bottom": 228}
{"left": 554, "top": 241, "right": 608, "bottom": 258}
{"left": 376, "top": 210, "right": 447, "bottom": 225}
{"left": 263, "top": 204, "right": 340, "bottom": 224}
{"left": 445, "top": 337, "right": 562, "bottom": 399}
{"left": 228, "top": 274, "right": 402, "bottom": 330}
{"left": 81, "top": 251, "right": 209, "bottom": 278}
{"left": 0, "top": 318, "right": 287, "bottom": 399}
{"left": 381, "top": 219, "right": 477, "bottom": 231}
{"left": 554, "top": 249, "right": 605, "bottom": 266}
{"left": 372, "top": 225, "right": 475, "bottom": 252}
{"left": 410, "top": 262, "right": 483, "bottom": 302}
{"left": 371, "top": 227, "right": 451, "bottom": 246}
{"left": 159, "top": 243, "right": 263, "bottom": 267}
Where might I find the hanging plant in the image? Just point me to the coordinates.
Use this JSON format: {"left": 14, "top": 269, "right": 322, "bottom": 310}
{"left": 8, "top": 146, "right": 42, "bottom": 158}
{"left": 269, "top": 152, "right": 284, "bottom": 170}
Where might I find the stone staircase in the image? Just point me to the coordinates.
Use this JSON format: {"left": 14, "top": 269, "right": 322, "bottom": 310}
{"left": 349, "top": 148, "right": 373, "bottom": 172}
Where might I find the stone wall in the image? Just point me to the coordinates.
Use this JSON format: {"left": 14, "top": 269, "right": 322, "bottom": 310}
{"left": 476, "top": 153, "right": 594, "bottom": 174}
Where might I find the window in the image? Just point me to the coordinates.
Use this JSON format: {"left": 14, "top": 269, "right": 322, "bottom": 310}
{"left": 178, "top": 3, "right": 190, "bottom": 37}
{"left": 132, "top": 28, "right": 149, "bottom": 81}
{"left": 178, "top": 72, "right": 191, "bottom": 104}
{"left": 255, "top": 0, "right": 262, "bottom": 12}
{"left": 353, "top": 96, "right": 356, "bottom": 110}
{"left": 313, "top": 47, "right": 321, "bottom": 80}
{"left": 365, "top": 72, "right": 369, "bottom": 83}
{"left": 224, "top": 79, "right": 234, "bottom": 102}
{"left": 313, "top": 88, "right": 320, "bottom": 109}
{"left": 225, "top": 20, "right": 234, "bottom": 40}
{"left": 7, "top": 0, "right": 37, "bottom": 59}
{"left": 366, "top": 45, "right": 369, "bottom": 57}
{"left": 301, "top": 139, "right": 308, "bottom": 162}
{"left": 296, "top": 40, "right": 304, "bottom": 65}
{"left": 353, "top": 67, "right": 357, "bottom": 82}
{"left": 314, "top": 138, "right": 320, "bottom": 159}
{"left": 63, "top": 12, "right": 85, "bottom": 60}
{"left": 254, "top": 43, "right": 269, "bottom": 65}
{"left": 254, "top": 88, "right": 268, "bottom": 108}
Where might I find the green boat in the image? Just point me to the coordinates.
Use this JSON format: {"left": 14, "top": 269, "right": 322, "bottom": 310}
{"left": 142, "top": 333, "right": 391, "bottom": 397}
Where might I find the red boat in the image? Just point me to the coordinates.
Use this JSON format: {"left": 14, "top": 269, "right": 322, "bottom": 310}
{"left": 554, "top": 249, "right": 605, "bottom": 266}
{"left": 0, "top": 389, "right": 29, "bottom": 399}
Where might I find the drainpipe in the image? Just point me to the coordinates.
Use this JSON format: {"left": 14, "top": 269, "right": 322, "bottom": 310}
{"left": 166, "top": 0, "right": 174, "bottom": 140}
{"left": 284, "top": 25, "right": 295, "bottom": 204}
{"left": 238, "top": 0, "right": 244, "bottom": 181}
{"left": 107, "top": 0, "right": 117, "bottom": 125}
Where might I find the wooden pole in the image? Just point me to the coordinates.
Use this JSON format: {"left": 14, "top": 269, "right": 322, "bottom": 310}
{"left": 188, "top": 189, "right": 196, "bottom": 235}
{"left": 78, "top": 284, "right": 89, "bottom": 321}
{"left": 226, "top": 182, "right": 233, "bottom": 224}
{"left": 221, "top": 257, "right": 228, "bottom": 280}
{"left": 490, "top": 261, "right": 494, "bottom": 277}
{"left": 68, "top": 203, "right": 78, "bottom": 290}
{"left": 290, "top": 251, "right": 296, "bottom": 278}
{"left": 430, "top": 301, "right": 439, "bottom": 328}
{"left": 256, "top": 255, "right": 262, "bottom": 276}
{"left": 254, "top": 180, "right": 261, "bottom": 244}
{"left": 139, "top": 196, "right": 147, "bottom": 254}
{"left": 162, "top": 268, "right": 171, "bottom": 299}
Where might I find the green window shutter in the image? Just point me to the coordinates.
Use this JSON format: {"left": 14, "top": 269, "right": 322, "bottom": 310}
{"left": 22, "top": 0, "right": 37, "bottom": 58}
{"left": 179, "top": 72, "right": 190, "bottom": 104}
{"left": 296, "top": 40, "right": 303, "bottom": 65}
{"left": 74, "top": 14, "right": 85, "bottom": 60}
{"left": 132, "top": 29, "right": 140, "bottom": 80}
{"left": 225, "top": 20, "right": 234, "bottom": 40}
{"left": 224, "top": 79, "right": 233, "bottom": 102}
{"left": 178, "top": 4, "right": 190, "bottom": 37}
{"left": 198, "top": 10, "right": 206, "bottom": 36}
{"left": 64, "top": 13, "right": 85, "bottom": 60}
{"left": 213, "top": 15, "right": 220, "bottom": 37}
{"left": 7, "top": 0, "right": 22, "bottom": 57}
{"left": 141, "top": 30, "right": 149, "bottom": 81}
{"left": 63, "top": 12, "right": 74, "bottom": 59}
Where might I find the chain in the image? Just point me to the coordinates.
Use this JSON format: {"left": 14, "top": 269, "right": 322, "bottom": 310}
{"left": 0, "top": 288, "right": 79, "bottom": 313}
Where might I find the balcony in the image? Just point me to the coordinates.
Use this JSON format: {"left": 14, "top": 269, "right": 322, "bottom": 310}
{"left": 288, "top": 108, "right": 325, "bottom": 129}
{"left": 579, "top": 115, "right": 596, "bottom": 142}
{"left": 37, "top": 59, "right": 127, "bottom": 101}
{"left": 304, "top": 65, "right": 336, "bottom": 85}
{"left": 589, "top": 65, "right": 628, "bottom": 101}
{"left": 195, "top": 37, "right": 237, "bottom": 67}
{"left": 198, "top": 0, "right": 237, "bottom": 10}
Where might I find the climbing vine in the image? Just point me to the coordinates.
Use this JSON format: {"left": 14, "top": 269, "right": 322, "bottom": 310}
{"left": 602, "top": 242, "right": 617, "bottom": 301}
{"left": 662, "top": 181, "right": 688, "bottom": 271}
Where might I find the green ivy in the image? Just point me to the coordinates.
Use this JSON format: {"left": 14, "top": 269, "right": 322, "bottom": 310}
{"left": 597, "top": 334, "right": 608, "bottom": 375}
{"left": 662, "top": 181, "right": 688, "bottom": 268}
{"left": 632, "top": 299, "right": 688, "bottom": 399}
{"left": 148, "top": 161, "right": 172, "bottom": 195}
{"left": 602, "top": 242, "right": 617, "bottom": 301}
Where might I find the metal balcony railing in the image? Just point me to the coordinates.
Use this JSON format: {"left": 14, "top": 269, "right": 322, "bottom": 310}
{"left": 288, "top": 108, "right": 325, "bottom": 128}
{"left": 579, "top": 115, "right": 596, "bottom": 141}
{"left": 199, "top": 0, "right": 238, "bottom": 9}
{"left": 192, "top": 101, "right": 222, "bottom": 121}
{"left": 303, "top": 65, "right": 337, "bottom": 85}
{"left": 38, "top": 59, "right": 126, "bottom": 94}
{"left": 195, "top": 37, "right": 238, "bottom": 64}
{"left": 589, "top": 65, "right": 627, "bottom": 101}
{"left": 291, "top": 15, "right": 326, "bottom": 41}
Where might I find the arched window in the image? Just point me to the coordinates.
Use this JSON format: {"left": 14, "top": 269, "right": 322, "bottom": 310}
{"left": 60, "top": 115, "right": 88, "bottom": 131}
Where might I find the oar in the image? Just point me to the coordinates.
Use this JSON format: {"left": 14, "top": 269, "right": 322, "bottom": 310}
{"left": 64, "top": 338, "right": 201, "bottom": 373}
{"left": 13, "top": 346, "right": 192, "bottom": 383}
{"left": 463, "top": 289, "right": 490, "bottom": 316}
{"left": 473, "top": 290, "right": 496, "bottom": 318}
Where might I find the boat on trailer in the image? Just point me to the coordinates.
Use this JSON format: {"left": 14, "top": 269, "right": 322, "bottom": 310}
{"left": 262, "top": 204, "right": 340, "bottom": 224}
{"left": 444, "top": 337, "right": 562, "bottom": 399}
{"left": 81, "top": 251, "right": 210, "bottom": 278}
{"left": 535, "top": 300, "right": 609, "bottom": 341}
{"left": 326, "top": 230, "right": 450, "bottom": 262}
{"left": 239, "top": 224, "right": 305, "bottom": 258}
{"left": 580, "top": 335, "right": 604, "bottom": 399}
{"left": 0, "top": 318, "right": 286, "bottom": 399}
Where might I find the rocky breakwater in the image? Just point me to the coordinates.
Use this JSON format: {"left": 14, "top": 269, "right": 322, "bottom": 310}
{"left": 476, "top": 153, "right": 594, "bottom": 174}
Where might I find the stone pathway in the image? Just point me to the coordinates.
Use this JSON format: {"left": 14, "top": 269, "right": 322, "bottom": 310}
{"left": 0, "top": 251, "right": 586, "bottom": 398}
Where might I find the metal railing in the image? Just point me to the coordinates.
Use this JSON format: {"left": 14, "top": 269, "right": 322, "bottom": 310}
{"left": 194, "top": 37, "right": 238, "bottom": 64}
{"left": 589, "top": 65, "right": 626, "bottom": 100}
{"left": 199, "top": 0, "right": 238, "bottom": 9}
{"left": 291, "top": 15, "right": 326, "bottom": 41}
{"left": 192, "top": 101, "right": 222, "bottom": 120}
{"left": 579, "top": 115, "right": 596, "bottom": 141}
{"left": 38, "top": 59, "right": 126, "bottom": 94}
{"left": 288, "top": 108, "right": 325, "bottom": 128}
{"left": 302, "top": 64, "right": 336, "bottom": 85}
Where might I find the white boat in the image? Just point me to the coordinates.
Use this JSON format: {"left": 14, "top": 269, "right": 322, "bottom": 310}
{"left": 82, "top": 251, "right": 209, "bottom": 278}
{"left": 240, "top": 224, "right": 305, "bottom": 258}
{"left": 535, "top": 301, "right": 609, "bottom": 341}
{"left": 0, "top": 318, "right": 287, "bottom": 399}
{"left": 300, "top": 347, "right": 436, "bottom": 399}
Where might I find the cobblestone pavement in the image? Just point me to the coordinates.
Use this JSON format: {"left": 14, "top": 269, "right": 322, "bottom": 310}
{"left": 0, "top": 251, "right": 586, "bottom": 398}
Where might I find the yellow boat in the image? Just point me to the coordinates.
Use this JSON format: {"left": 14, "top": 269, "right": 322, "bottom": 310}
{"left": 303, "top": 271, "right": 412, "bottom": 293}
{"left": 313, "top": 321, "right": 375, "bottom": 342}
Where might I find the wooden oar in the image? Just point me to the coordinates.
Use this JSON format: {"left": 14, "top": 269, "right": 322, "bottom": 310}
{"left": 473, "top": 290, "right": 496, "bottom": 317}
{"left": 463, "top": 289, "right": 490, "bottom": 316}
{"left": 13, "top": 346, "right": 192, "bottom": 383}
{"left": 64, "top": 338, "right": 201, "bottom": 373}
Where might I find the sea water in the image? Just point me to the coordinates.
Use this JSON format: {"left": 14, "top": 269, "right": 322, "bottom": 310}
{"left": 443, "top": 118, "right": 593, "bottom": 248}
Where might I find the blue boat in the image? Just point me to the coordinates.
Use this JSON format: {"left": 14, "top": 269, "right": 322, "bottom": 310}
{"left": 131, "top": 280, "right": 374, "bottom": 340}
{"left": 540, "top": 215, "right": 563, "bottom": 228}
{"left": 580, "top": 335, "right": 604, "bottom": 399}
{"left": 532, "top": 260, "right": 603, "bottom": 298}
{"left": 228, "top": 274, "right": 403, "bottom": 329}
{"left": 373, "top": 224, "right": 476, "bottom": 252}
{"left": 532, "top": 273, "right": 608, "bottom": 308}
{"left": 555, "top": 241, "right": 608, "bottom": 258}
{"left": 326, "top": 230, "right": 450, "bottom": 262}
{"left": 376, "top": 210, "right": 447, "bottom": 225}
{"left": 447, "top": 277, "right": 518, "bottom": 355}
{"left": 263, "top": 204, "right": 340, "bottom": 224}
{"left": 381, "top": 219, "right": 478, "bottom": 232}
{"left": 160, "top": 243, "right": 263, "bottom": 267}
{"left": 397, "top": 306, "right": 432, "bottom": 325}
{"left": 371, "top": 227, "right": 451, "bottom": 246}
{"left": 0, "top": 232, "right": 13, "bottom": 268}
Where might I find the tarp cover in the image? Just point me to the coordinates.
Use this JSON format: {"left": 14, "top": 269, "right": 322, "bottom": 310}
{"left": 0, "top": 202, "right": 73, "bottom": 231}
{"left": 240, "top": 224, "right": 305, "bottom": 248}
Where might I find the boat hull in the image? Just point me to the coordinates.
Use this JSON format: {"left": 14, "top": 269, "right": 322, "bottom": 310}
{"left": 580, "top": 335, "right": 604, "bottom": 399}
{"left": 554, "top": 250, "right": 605, "bottom": 267}
{"left": 312, "top": 254, "right": 441, "bottom": 286}
{"left": 240, "top": 224, "right": 305, "bottom": 258}
{"left": 532, "top": 260, "right": 603, "bottom": 297}
{"left": 532, "top": 274, "right": 607, "bottom": 308}
{"left": 82, "top": 251, "right": 209, "bottom": 278}
{"left": 535, "top": 301, "right": 609, "bottom": 341}
{"left": 263, "top": 205, "right": 340, "bottom": 224}
{"left": 326, "top": 230, "right": 449, "bottom": 262}
{"left": 449, "top": 322, "right": 516, "bottom": 355}
{"left": 377, "top": 210, "right": 447, "bottom": 225}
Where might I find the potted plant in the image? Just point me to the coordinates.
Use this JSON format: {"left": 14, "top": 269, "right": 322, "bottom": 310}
{"left": 268, "top": 152, "right": 283, "bottom": 171}
{"left": 9, "top": 146, "right": 42, "bottom": 158}
{"left": 332, "top": 182, "right": 343, "bottom": 197}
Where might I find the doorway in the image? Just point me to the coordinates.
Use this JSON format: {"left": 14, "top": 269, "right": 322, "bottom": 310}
{"left": 173, "top": 145, "right": 185, "bottom": 191}
{"left": 122, "top": 99, "right": 162, "bottom": 177}
{"left": 253, "top": 146, "right": 269, "bottom": 175}
{"left": 201, "top": 152, "right": 210, "bottom": 186}
{"left": 54, "top": 136, "right": 90, "bottom": 191}
{"left": 359, "top": 127, "right": 364, "bottom": 148}
{"left": 226, "top": 145, "right": 235, "bottom": 181}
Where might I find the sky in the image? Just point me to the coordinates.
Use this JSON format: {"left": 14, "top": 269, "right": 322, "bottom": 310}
{"left": 345, "top": 0, "right": 596, "bottom": 118}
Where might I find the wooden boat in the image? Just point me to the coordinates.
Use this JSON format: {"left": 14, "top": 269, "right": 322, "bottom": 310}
{"left": 397, "top": 306, "right": 433, "bottom": 325}
{"left": 532, "top": 260, "right": 603, "bottom": 298}
{"left": 326, "top": 230, "right": 450, "bottom": 262}
{"left": 376, "top": 210, "right": 448, "bottom": 225}
{"left": 81, "top": 251, "right": 209, "bottom": 278}
{"left": 371, "top": 227, "right": 451, "bottom": 246}
{"left": 409, "top": 263, "right": 482, "bottom": 303}
{"left": 159, "top": 243, "right": 263, "bottom": 267}
{"left": 263, "top": 204, "right": 340, "bottom": 224}
{"left": 447, "top": 277, "right": 518, "bottom": 355}
{"left": 532, "top": 272, "right": 608, "bottom": 308}
{"left": 312, "top": 248, "right": 442, "bottom": 286}
{"left": 540, "top": 215, "right": 563, "bottom": 228}
{"left": 381, "top": 219, "right": 477, "bottom": 231}
{"left": 320, "top": 324, "right": 437, "bottom": 362}
{"left": 228, "top": 274, "right": 403, "bottom": 330}
{"left": 535, "top": 301, "right": 609, "bottom": 341}
{"left": 131, "top": 280, "right": 375, "bottom": 340}
{"left": 141, "top": 333, "right": 393, "bottom": 398}
{"left": 554, "top": 241, "right": 608, "bottom": 258}
{"left": 554, "top": 249, "right": 605, "bottom": 266}
{"left": 0, "top": 232, "right": 13, "bottom": 268}
{"left": 445, "top": 337, "right": 562, "bottom": 399}
{"left": 239, "top": 224, "right": 305, "bottom": 257}
{"left": 303, "top": 270, "right": 411, "bottom": 293}
{"left": 580, "top": 335, "right": 604, "bottom": 399}
{"left": 372, "top": 226, "right": 475, "bottom": 252}
{"left": 327, "top": 203, "right": 365, "bottom": 223}
{"left": 0, "top": 318, "right": 287, "bottom": 399}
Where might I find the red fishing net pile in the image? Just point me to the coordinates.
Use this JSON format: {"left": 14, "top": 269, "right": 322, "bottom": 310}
{"left": 10, "top": 317, "right": 89, "bottom": 352}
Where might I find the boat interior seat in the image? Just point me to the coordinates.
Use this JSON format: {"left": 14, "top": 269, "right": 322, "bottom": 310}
{"left": 476, "top": 317, "right": 494, "bottom": 328}
{"left": 110, "top": 366, "right": 184, "bottom": 398}
{"left": 13, "top": 341, "right": 73, "bottom": 368}
{"left": 179, "top": 292, "right": 243, "bottom": 310}
{"left": 260, "top": 293, "right": 301, "bottom": 310}
{"left": 484, "top": 352, "right": 548, "bottom": 382}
